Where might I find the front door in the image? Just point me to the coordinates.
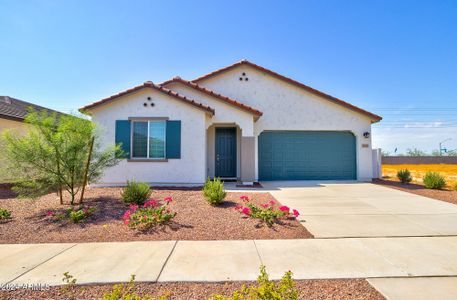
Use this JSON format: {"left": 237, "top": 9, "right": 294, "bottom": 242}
{"left": 215, "top": 127, "right": 237, "bottom": 178}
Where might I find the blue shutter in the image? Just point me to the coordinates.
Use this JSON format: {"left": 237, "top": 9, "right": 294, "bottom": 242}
{"left": 166, "top": 120, "right": 181, "bottom": 159}
{"left": 115, "top": 120, "right": 131, "bottom": 158}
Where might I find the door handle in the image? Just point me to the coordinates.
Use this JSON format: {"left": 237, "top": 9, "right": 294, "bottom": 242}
{"left": 216, "top": 154, "right": 220, "bottom": 162}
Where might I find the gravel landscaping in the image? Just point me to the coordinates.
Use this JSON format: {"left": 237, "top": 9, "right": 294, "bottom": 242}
{"left": 0, "top": 279, "right": 384, "bottom": 300}
{"left": 0, "top": 186, "right": 312, "bottom": 243}
{"left": 373, "top": 179, "right": 457, "bottom": 205}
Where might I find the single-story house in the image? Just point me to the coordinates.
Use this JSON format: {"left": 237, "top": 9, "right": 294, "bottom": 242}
{"left": 80, "top": 60, "right": 382, "bottom": 186}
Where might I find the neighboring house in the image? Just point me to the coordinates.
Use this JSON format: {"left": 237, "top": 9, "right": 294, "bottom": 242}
{"left": 0, "top": 96, "right": 66, "bottom": 133}
{"left": 0, "top": 96, "right": 67, "bottom": 182}
{"left": 80, "top": 60, "right": 382, "bottom": 186}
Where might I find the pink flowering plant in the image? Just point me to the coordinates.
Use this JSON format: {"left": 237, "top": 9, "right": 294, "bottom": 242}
{"left": 235, "top": 196, "right": 300, "bottom": 227}
{"left": 123, "top": 197, "right": 176, "bottom": 231}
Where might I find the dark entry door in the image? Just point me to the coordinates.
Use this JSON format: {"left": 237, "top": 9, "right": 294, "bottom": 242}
{"left": 215, "top": 127, "right": 237, "bottom": 178}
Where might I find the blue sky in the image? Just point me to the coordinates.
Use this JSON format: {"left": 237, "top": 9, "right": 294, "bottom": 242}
{"left": 1, "top": 0, "right": 456, "bottom": 153}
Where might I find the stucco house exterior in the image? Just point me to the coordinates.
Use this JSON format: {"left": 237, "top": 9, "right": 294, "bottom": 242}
{"left": 80, "top": 60, "right": 382, "bottom": 186}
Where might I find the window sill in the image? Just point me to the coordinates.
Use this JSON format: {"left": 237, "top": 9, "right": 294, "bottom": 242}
{"left": 127, "top": 159, "right": 168, "bottom": 162}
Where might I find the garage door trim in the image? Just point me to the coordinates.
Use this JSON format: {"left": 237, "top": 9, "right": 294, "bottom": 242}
{"left": 258, "top": 130, "right": 357, "bottom": 181}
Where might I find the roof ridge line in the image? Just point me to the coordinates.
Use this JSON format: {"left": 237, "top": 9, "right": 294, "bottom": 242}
{"left": 191, "top": 60, "right": 382, "bottom": 122}
{"left": 160, "top": 77, "right": 263, "bottom": 117}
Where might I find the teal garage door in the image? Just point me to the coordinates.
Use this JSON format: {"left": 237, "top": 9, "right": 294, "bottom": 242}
{"left": 258, "top": 131, "right": 356, "bottom": 180}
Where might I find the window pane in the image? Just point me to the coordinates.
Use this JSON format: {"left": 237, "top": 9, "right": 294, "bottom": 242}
{"left": 132, "top": 122, "right": 148, "bottom": 158}
{"left": 149, "top": 121, "right": 166, "bottom": 158}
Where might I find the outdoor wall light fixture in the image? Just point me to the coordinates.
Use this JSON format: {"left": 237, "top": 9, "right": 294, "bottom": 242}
{"left": 363, "top": 132, "right": 370, "bottom": 138}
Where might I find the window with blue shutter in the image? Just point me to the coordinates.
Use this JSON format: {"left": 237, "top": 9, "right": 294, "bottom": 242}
{"left": 166, "top": 120, "right": 181, "bottom": 159}
{"left": 116, "top": 119, "right": 181, "bottom": 160}
{"left": 115, "top": 120, "right": 131, "bottom": 158}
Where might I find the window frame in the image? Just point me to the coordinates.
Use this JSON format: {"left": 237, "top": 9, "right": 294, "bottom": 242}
{"left": 129, "top": 117, "right": 167, "bottom": 161}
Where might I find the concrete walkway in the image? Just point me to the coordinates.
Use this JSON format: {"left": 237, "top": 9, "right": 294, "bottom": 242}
{"left": 254, "top": 181, "right": 457, "bottom": 238}
{"left": 2, "top": 237, "right": 457, "bottom": 287}
{"left": 368, "top": 277, "right": 457, "bottom": 300}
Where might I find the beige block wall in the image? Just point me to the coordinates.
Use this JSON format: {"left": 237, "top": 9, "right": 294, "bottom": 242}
{"left": 0, "top": 118, "right": 29, "bottom": 134}
{"left": 0, "top": 118, "right": 29, "bottom": 182}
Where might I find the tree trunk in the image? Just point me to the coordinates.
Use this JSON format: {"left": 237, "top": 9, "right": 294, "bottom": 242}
{"left": 55, "top": 148, "right": 63, "bottom": 205}
{"left": 79, "top": 137, "right": 94, "bottom": 204}
{"left": 70, "top": 186, "right": 75, "bottom": 205}
{"left": 58, "top": 187, "right": 63, "bottom": 205}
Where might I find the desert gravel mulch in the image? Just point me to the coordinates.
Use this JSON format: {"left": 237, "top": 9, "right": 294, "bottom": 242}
{"left": 373, "top": 179, "right": 457, "bottom": 206}
{"left": 0, "top": 279, "right": 384, "bottom": 300}
{"left": 0, "top": 187, "right": 312, "bottom": 243}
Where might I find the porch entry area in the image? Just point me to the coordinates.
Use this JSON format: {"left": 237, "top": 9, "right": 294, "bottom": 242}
{"left": 215, "top": 127, "right": 237, "bottom": 178}
{"left": 206, "top": 125, "right": 241, "bottom": 180}
{"left": 206, "top": 124, "right": 256, "bottom": 184}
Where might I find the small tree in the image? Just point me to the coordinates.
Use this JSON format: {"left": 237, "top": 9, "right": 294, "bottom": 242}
{"left": 431, "top": 149, "right": 441, "bottom": 156}
{"left": 1, "top": 110, "right": 123, "bottom": 205}
{"left": 381, "top": 150, "right": 391, "bottom": 157}
{"left": 447, "top": 150, "right": 457, "bottom": 156}
{"left": 406, "top": 148, "right": 428, "bottom": 157}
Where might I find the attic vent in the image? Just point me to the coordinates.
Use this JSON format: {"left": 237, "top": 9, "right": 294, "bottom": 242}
{"left": 1, "top": 96, "right": 12, "bottom": 104}
{"left": 239, "top": 72, "right": 249, "bottom": 82}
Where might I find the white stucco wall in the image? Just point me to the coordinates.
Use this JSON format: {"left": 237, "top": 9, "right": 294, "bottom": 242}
{"left": 88, "top": 88, "right": 208, "bottom": 186}
{"left": 164, "top": 82, "right": 255, "bottom": 179}
{"left": 163, "top": 82, "right": 255, "bottom": 136}
{"left": 196, "top": 65, "right": 375, "bottom": 181}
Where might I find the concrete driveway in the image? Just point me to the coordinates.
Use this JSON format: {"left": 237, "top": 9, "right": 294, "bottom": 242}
{"left": 260, "top": 181, "right": 457, "bottom": 238}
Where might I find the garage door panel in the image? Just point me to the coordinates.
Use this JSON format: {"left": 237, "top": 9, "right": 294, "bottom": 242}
{"left": 258, "top": 131, "right": 356, "bottom": 180}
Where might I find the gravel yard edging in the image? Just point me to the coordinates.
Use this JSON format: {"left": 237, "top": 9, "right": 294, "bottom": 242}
{"left": 0, "top": 188, "right": 313, "bottom": 243}
{"left": 373, "top": 179, "right": 457, "bottom": 206}
{"left": 0, "top": 279, "right": 385, "bottom": 300}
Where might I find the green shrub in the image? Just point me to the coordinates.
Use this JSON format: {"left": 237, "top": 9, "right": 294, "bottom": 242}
{"left": 454, "top": 182, "right": 457, "bottom": 191}
{"left": 203, "top": 178, "right": 226, "bottom": 205}
{"left": 210, "top": 265, "right": 299, "bottom": 300}
{"left": 46, "top": 205, "right": 96, "bottom": 223}
{"left": 423, "top": 172, "right": 446, "bottom": 189}
{"left": 68, "top": 206, "right": 96, "bottom": 223}
{"left": 0, "top": 208, "right": 11, "bottom": 220}
{"left": 101, "top": 275, "right": 167, "bottom": 300}
{"left": 121, "top": 181, "right": 152, "bottom": 205}
{"left": 397, "top": 169, "right": 412, "bottom": 184}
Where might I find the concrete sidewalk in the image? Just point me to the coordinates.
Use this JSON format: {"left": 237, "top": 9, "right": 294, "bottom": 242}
{"left": 2, "top": 236, "right": 457, "bottom": 286}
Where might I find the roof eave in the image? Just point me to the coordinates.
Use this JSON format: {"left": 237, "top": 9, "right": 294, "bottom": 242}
{"left": 0, "top": 114, "right": 25, "bottom": 122}
{"left": 79, "top": 82, "right": 215, "bottom": 116}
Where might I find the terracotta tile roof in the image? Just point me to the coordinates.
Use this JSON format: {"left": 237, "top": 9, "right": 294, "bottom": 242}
{"left": 161, "top": 77, "right": 263, "bottom": 117}
{"left": 79, "top": 81, "right": 215, "bottom": 115}
{"left": 0, "top": 96, "right": 66, "bottom": 122}
{"left": 192, "top": 60, "right": 382, "bottom": 123}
